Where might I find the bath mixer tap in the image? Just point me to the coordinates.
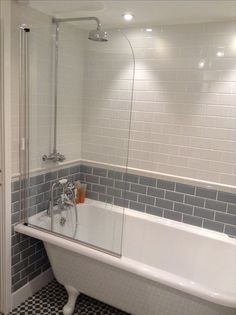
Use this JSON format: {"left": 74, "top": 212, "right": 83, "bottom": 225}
{"left": 48, "top": 179, "right": 78, "bottom": 233}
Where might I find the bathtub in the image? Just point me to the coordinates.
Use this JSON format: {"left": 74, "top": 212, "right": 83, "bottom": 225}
{"left": 15, "top": 199, "right": 236, "bottom": 315}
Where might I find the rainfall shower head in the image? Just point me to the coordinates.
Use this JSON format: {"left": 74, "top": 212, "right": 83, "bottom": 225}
{"left": 52, "top": 16, "right": 108, "bottom": 42}
{"left": 88, "top": 27, "right": 108, "bottom": 42}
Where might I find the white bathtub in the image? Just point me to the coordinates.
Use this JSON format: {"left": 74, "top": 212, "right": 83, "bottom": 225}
{"left": 15, "top": 199, "right": 236, "bottom": 315}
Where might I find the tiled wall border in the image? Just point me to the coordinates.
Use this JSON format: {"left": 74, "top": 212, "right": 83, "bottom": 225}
{"left": 12, "top": 162, "right": 236, "bottom": 290}
{"left": 80, "top": 164, "right": 236, "bottom": 237}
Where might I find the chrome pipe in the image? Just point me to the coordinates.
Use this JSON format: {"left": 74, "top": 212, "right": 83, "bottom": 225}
{"left": 53, "top": 22, "right": 59, "bottom": 154}
{"left": 52, "top": 16, "right": 102, "bottom": 30}
{"left": 19, "top": 25, "right": 30, "bottom": 223}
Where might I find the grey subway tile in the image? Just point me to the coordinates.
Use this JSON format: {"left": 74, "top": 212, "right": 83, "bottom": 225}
{"left": 196, "top": 187, "right": 217, "bottom": 200}
{"left": 123, "top": 173, "right": 139, "bottom": 183}
{"left": 138, "top": 194, "right": 155, "bottom": 206}
{"left": 85, "top": 174, "right": 99, "bottom": 184}
{"left": 36, "top": 256, "right": 48, "bottom": 269}
{"left": 12, "top": 212, "right": 20, "bottom": 224}
{"left": 58, "top": 168, "right": 69, "bottom": 178}
{"left": 12, "top": 202, "right": 20, "bottom": 213}
{"left": 42, "top": 262, "right": 50, "bottom": 272}
{"left": 12, "top": 277, "right": 28, "bottom": 292}
{"left": 93, "top": 167, "right": 107, "bottom": 177}
{"left": 69, "top": 165, "right": 80, "bottom": 175}
{"left": 12, "top": 192, "right": 20, "bottom": 203}
{"left": 75, "top": 173, "right": 84, "bottom": 181}
{"left": 100, "top": 177, "right": 114, "bottom": 187}
{"left": 37, "top": 182, "right": 50, "bottom": 194}
{"left": 215, "top": 212, "right": 236, "bottom": 226}
{"left": 139, "top": 176, "right": 157, "bottom": 187}
{"left": 203, "top": 220, "right": 224, "bottom": 233}
{"left": 183, "top": 214, "right": 203, "bottom": 227}
{"left": 129, "top": 201, "right": 145, "bottom": 212}
{"left": 29, "top": 268, "right": 41, "bottom": 281}
{"left": 224, "top": 225, "right": 236, "bottom": 237}
{"left": 157, "top": 179, "right": 175, "bottom": 191}
{"left": 146, "top": 205, "right": 163, "bottom": 217}
{"left": 184, "top": 195, "right": 205, "bottom": 207}
{"left": 147, "top": 187, "right": 164, "bottom": 198}
{"left": 86, "top": 191, "right": 98, "bottom": 200}
{"left": 122, "top": 191, "right": 138, "bottom": 202}
{"left": 21, "top": 264, "right": 35, "bottom": 278}
{"left": 30, "top": 175, "right": 44, "bottom": 187}
{"left": 113, "top": 197, "right": 129, "bottom": 208}
{"left": 21, "top": 246, "right": 35, "bottom": 260}
{"left": 12, "top": 234, "right": 21, "bottom": 246}
{"left": 80, "top": 165, "right": 93, "bottom": 174}
{"left": 164, "top": 209, "right": 182, "bottom": 222}
{"left": 174, "top": 203, "right": 193, "bottom": 215}
{"left": 218, "top": 191, "right": 236, "bottom": 204}
{"left": 98, "top": 194, "right": 113, "bottom": 204}
{"left": 175, "top": 183, "right": 195, "bottom": 195}
{"left": 12, "top": 254, "right": 21, "bottom": 266}
{"left": 115, "top": 180, "right": 130, "bottom": 190}
{"left": 107, "top": 187, "right": 122, "bottom": 198}
{"left": 194, "top": 207, "right": 214, "bottom": 220}
{"left": 130, "top": 184, "right": 146, "bottom": 194}
{"left": 12, "top": 273, "right": 21, "bottom": 286}
{"left": 29, "top": 186, "right": 37, "bottom": 197}
{"left": 165, "top": 191, "right": 184, "bottom": 203}
{"left": 45, "top": 171, "right": 57, "bottom": 182}
{"left": 92, "top": 184, "right": 106, "bottom": 194}
{"left": 37, "top": 201, "right": 49, "bottom": 213}
{"left": 108, "top": 170, "right": 122, "bottom": 180}
{"left": 156, "top": 198, "right": 173, "bottom": 210}
{"left": 13, "top": 258, "right": 28, "bottom": 275}
{"left": 227, "top": 204, "right": 236, "bottom": 215}
{"left": 205, "top": 199, "right": 227, "bottom": 212}
{"left": 12, "top": 181, "right": 20, "bottom": 192}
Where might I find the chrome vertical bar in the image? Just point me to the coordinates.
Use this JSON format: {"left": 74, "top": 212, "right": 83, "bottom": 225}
{"left": 19, "top": 25, "right": 30, "bottom": 223}
{"left": 53, "top": 22, "right": 59, "bottom": 154}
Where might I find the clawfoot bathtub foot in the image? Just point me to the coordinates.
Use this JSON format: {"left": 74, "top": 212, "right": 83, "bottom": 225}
{"left": 63, "top": 285, "right": 79, "bottom": 315}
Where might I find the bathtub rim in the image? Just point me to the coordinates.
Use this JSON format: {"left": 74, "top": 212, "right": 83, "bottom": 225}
{"left": 15, "top": 222, "right": 236, "bottom": 309}
{"left": 30, "top": 198, "right": 235, "bottom": 245}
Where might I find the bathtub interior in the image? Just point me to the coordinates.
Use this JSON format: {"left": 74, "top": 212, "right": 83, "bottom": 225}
{"left": 28, "top": 199, "right": 124, "bottom": 255}
{"left": 122, "top": 211, "right": 236, "bottom": 296}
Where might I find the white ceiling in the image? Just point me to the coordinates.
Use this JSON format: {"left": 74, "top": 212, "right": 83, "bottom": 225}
{"left": 27, "top": 0, "right": 236, "bottom": 29}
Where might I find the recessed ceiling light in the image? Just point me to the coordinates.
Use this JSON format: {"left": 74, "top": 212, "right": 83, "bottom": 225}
{"left": 146, "top": 28, "right": 152, "bottom": 32}
{"left": 216, "top": 50, "right": 224, "bottom": 57}
{"left": 198, "top": 59, "right": 205, "bottom": 69}
{"left": 123, "top": 13, "right": 134, "bottom": 21}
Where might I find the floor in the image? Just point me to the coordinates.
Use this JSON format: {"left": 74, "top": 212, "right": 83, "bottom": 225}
{"left": 8, "top": 279, "right": 129, "bottom": 315}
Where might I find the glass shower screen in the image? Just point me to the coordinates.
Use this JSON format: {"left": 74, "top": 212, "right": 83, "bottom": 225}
{"left": 21, "top": 22, "right": 134, "bottom": 256}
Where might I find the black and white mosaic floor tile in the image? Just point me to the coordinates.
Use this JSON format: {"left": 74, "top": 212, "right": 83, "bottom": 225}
{"left": 9, "top": 279, "right": 129, "bottom": 315}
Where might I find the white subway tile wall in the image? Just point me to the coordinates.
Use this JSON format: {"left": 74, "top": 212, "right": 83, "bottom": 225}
{"left": 81, "top": 23, "right": 236, "bottom": 187}
{"left": 11, "top": 1, "right": 85, "bottom": 174}
{"left": 11, "top": 1, "right": 53, "bottom": 174}
{"left": 127, "top": 23, "right": 236, "bottom": 186}
{"left": 81, "top": 31, "right": 134, "bottom": 167}
{"left": 11, "top": 1, "right": 236, "bottom": 189}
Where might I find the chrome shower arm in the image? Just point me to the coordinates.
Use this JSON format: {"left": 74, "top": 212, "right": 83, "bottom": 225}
{"left": 52, "top": 16, "right": 102, "bottom": 30}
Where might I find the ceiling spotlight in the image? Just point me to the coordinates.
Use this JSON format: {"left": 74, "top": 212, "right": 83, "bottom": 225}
{"left": 123, "top": 13, "right": 134, "bottom": 21}
{"left": 198, "top": 59, "right": 205, "bottom": 69}
{"left": 216, "top": 50, "right": 224, "bottom": 57}
{"left": 146, "top": 28, "right": 153, "bottom": 32}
